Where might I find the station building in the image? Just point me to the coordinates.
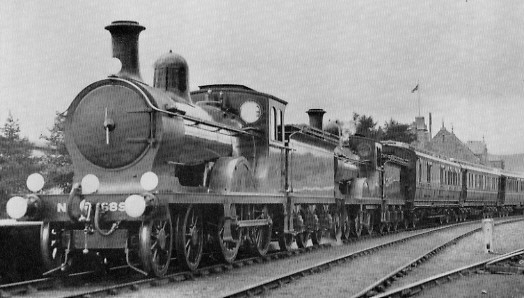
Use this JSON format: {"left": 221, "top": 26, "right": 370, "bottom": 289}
{"left": 408, "top": 116, "right": 504, "bottom": 169}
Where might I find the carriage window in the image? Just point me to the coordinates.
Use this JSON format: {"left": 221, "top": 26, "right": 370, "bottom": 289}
{"left": 418, "top": 162, "right": 422, "bottom": 183}
{"left": 427, "top": 164, "right": 431, "bottom": 183}
{"left": 440, "top": 167, "right": 444, "bottom": 185}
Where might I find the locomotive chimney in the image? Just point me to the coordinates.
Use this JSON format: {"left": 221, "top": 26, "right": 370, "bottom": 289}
{"left": 306, "top": 109, "right": 326, "bottom": 130}
{"left": 105, "top": 21, "right": 145, "bottom": 81}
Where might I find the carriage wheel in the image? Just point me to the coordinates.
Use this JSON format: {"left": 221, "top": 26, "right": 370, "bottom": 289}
{"left": 311, "top": 214, "right": 322, "bottom": 245}
{"left": 175, "top": 205, "right": 203, "bottom": 271}
{"left": 139, "top": 211, "right": 173, "bottom": 277}
{"left": 391, "top": 221, "right": 399, "bottom": 232}
{"left": 311, "top": 228, "right": 323, "bottom": 246}
{"left": 278, "top": 233, "right": 294, "bottom": 252}
{"left": 402, "top": 218, "right": 410, "bottom": 230}
{"left": 452, "top": 212, "right": 459, "bottom": 222}
{"left": 379, "top": 223, "right": 390, "bottom": 235}
{"left": 331, "top": 213, "right": 341, "bottom": 241}
{"left": 296, "top": 231, "right": 310, "bottom": 248}
{"left": 438, "top": 215, "right": 444, "bottom": 225}
{"left": 216, "top": 216, "right": 242, "bottom": 263}
{"left": 341, "top": 212, "right": 351, "bottom": 240}
{"left": 364, "top": 212, "right": 374, "bottom": 235}
{"left": 411, "top": 213, "right": 419, "bottom": 228}
{"left": 353, "top": 213, "right": 363, "bottom": 237}
{"left": 41, "top": 222, "right": 68, "bottom": 271}
{"left": 251, "top": 205, "right": 272, "bottom": 256}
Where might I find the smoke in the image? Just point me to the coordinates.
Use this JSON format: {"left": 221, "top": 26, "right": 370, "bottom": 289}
{"left": 326, "top": 119, "right": 356, "bottom": 141}
{"left": 340, "top": 120, "right": 356, "bottom": 141}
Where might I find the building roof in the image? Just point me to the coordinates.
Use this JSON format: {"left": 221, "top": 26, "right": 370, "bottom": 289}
{"left": 425, "top": 126, "right": 482, "bottom": 165}
{"left": 466, "top": 140, "right": 487, "bottom": 155}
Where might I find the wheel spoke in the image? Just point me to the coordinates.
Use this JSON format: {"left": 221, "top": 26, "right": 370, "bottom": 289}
{"left": 151, "top": 241, "right": 158, "bottom": 250}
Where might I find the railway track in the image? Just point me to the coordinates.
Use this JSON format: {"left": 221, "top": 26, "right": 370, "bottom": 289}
{"left": 350, "top": 217, "right": 522, "bottom": 298}
{"left": 371, "top": 247, "right": 524, "bottom": 298}
{"left": 222, "top": 217, "right": 523, "bottom": 298}
{"left": 1, "top": 217, "right": 520, "bottom": 297}
{"left": 0, "top": 244, "right": 331, "bottom": 297}
{"left": 0, "top": 212, "right": 417, "bottom": 296}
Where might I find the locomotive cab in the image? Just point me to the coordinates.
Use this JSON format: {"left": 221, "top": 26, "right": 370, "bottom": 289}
{"left": 191, "top": 85, "right": 288, "bottom": 193}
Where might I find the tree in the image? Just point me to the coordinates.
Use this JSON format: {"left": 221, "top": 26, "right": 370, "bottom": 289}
{"left": 352, "top": 113, "right": 383, "bottom": 140}
{"left": 2, "top": 111, "right": 21, "bottom": 141}
{"left": 382, "top": 119, "right": 417, "bottom": 143}
{"left": 40, "top": 112, "right": 73, "bottom": 192}
{"left": 0, "top": 113, "right": 42, "bottom": 216}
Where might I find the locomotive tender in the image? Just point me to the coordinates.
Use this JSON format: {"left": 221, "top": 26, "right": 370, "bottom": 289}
{"left": 5, "top": 21, "right": 524, "bottom": 277}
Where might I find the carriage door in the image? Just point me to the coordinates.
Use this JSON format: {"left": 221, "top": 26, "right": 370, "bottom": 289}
{"left": 498, "top": 176, "right": 505, "bottom": 206}
{"left": 460, "top": 170, "right": 467, "bottom": 205}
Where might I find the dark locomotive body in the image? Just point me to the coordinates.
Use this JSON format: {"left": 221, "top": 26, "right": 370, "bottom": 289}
{"left": 5, "top": 21, "right": 524, "bottom": 277}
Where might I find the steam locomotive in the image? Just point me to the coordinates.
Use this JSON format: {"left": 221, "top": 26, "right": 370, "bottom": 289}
{"left": 5, "top": 21, "right": 524, "bottom": 277}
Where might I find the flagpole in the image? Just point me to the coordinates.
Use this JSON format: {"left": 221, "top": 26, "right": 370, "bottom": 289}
{"left": 418, "top": 81, "right": 421, "bottom": 116}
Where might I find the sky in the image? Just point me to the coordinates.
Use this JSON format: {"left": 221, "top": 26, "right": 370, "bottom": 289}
{"left": 1, "top": 0, "right": 524, "bottom": 154}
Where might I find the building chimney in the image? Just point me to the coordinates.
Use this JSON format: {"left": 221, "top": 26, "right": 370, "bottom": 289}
{"left": 306, "top": 109, "right": 326, "bottom": 130}
{"left": 105, "top": 21, "right": 145, "bottom": 81}
{"left": 429, "top": 112, "right": 432, "bottom": 139}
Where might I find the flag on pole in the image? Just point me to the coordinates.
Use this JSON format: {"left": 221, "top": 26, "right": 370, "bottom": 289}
{"left": 411, "top": 84, "right": 419, "bottom": 93}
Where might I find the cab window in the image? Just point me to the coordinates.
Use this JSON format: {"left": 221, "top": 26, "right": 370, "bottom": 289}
{"left": 270, "top": 107, "right": 284, "bottom": 142}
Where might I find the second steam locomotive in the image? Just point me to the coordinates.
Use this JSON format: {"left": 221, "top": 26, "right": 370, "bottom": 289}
{"left": 6, "top": 21, "right": 524, "bottom": 277}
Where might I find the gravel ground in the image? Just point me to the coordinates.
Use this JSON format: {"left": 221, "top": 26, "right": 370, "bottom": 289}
{"left": 119, "top": 220, "right": 485, "bottom": 298}
{"left": 394, "top": 220, "right": 524, "bottom": 298}
{"left": 419, "top": 275, "right": 524, "bottom": 298}
{"left": 266, "top": 221, "right": 492, "bottom": 298}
